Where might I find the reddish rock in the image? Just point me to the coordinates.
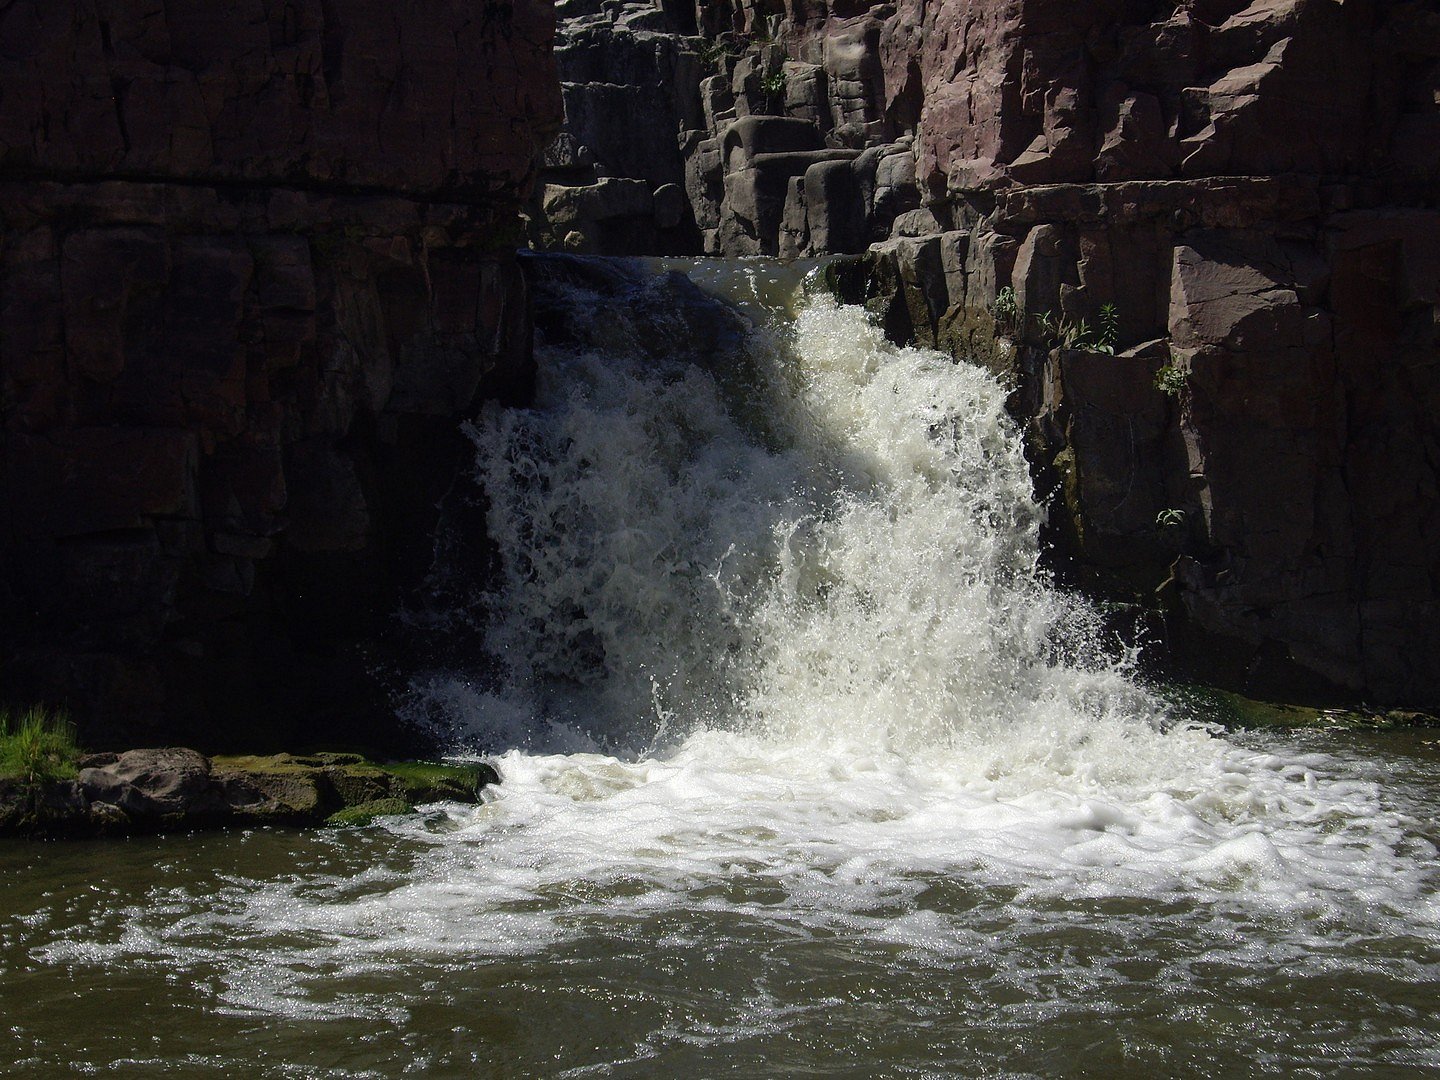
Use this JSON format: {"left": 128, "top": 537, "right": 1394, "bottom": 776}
{"left": 0, "top": 0, "right": 561, "bottom": 196}
{"left": 670, "top": 0, "right": 1439, "bottom": 706}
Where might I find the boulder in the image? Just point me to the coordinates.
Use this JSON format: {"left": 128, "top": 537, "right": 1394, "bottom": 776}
{"left": 1, "top": 749, "right": 500, "bottom": 836}
{"left": 77, "top": 747, "right": 216, "bottom": 819}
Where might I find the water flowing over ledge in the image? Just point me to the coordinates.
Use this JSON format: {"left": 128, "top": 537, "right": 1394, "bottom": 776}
{"left": 5, "top": 260, "right": 1439, "bottom": 1076}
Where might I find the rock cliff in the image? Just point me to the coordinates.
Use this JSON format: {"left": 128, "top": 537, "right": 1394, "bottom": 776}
{"left": 0, "top": 0, "right": 562, "bottom": 749}
{"left": 537, "top": 0, "right": 1440, "bottom": 707}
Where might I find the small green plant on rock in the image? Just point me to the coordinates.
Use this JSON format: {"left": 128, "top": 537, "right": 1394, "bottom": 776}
{"left": 993, "top": 290, "right": 1123, "bottom": 353}
{"left": 1155, "top": 363, "right": 1189, "bottom": 397}
{"left": 1155, "top": 508, "right": 1187, "bottom": 531}
{"left": 1034, "top": 310, "right": 1092, "bottom": 350}
{"left": 0, "top": 705, "right": 80, "bottom": 784}
{"left": 1094, "top": 302, "right": 1119, "bottom": 354}
{"left": 761, "top": 68, "right": 787, "bottom": 102}
{"left": 1061, "top": 317, "right": 1092, "bottom": 350}
{"left": 991, "top": 286, "right": 1019, "bottom": 333}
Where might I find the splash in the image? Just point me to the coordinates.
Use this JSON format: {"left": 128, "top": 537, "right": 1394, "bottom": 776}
{"left": 21, "top": 260, "right": 1438, "bottom": 1067}
{"left": 445, "top": 261, "right": 1159, "bottom": 766}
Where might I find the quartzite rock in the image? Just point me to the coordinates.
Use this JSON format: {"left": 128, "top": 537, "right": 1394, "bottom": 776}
{"left": 0, "top": 1, "right": 563, "bottom": 749}
{"left": 655, "top": 0, "right": 1439, "bottom": 707}
{"left": 1, "top": 750, "right": 500, "bottom": 837}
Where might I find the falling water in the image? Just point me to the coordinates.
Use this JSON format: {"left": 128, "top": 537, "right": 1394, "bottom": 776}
{"left": 4, "top": 258, "right": 1438, "bottom": 1076}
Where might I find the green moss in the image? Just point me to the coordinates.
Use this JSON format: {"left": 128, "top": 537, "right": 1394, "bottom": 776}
{"left": 325, "top": 798, "right": 413, "bottom": 828}
{"left": 384, "top": 760, "right": 496, "bottom": 802}
{"left": 1163, "top": 685, "right": 1439, "bottom": 730}
{"left": 212, "top": 752, "right": 376, "bottom": 777}
{"left": 935, "top": 304, "right": 1015, "bottom": 383}
{"left": 0, "top": 705, "right": 80, "bottom": 783}
{"left": 209, "top": 753, "right": 496, "bottom": 810}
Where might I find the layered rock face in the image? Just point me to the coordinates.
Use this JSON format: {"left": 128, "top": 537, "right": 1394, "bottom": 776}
{"left": 0, "top": 1, "right": 562, "bottom": 748}
{"left": 533, "top": 0, "right": 705, "bottom": 251}
{"left": 538, "top": 0, "right": 1440, "bottom": 706}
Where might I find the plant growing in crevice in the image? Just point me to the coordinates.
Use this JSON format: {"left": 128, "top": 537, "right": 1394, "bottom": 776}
{"left": 1154, "top": 363, "right": 1188, "bottom": 397}
{"left": 1034, "top": 310, "right": 1096, "bottom": 350}
{"left": 1002, "top": 298, "right": 1123, "bottom": 352}
{"left": 991, "top": 286, "right": 1019, "bottom": 334}
{"left": 1155, "top": 508, "right": 1187, "bottom": 531}
{"left": 761, "top": 68, "right": 788, "bottom": 105}
{"left": 997, "top": 292, "right": 1123, "bottom": 353}
{"left": 1061, "top": 317, "right": 1093, "bottom": 350}
{"left": 1094, "top": 302, "right": 1119, "bottom": 354}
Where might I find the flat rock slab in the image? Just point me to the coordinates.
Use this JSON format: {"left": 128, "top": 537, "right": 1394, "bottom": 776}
{"left": 0, "top": 749, "right": 498, "bottom": 838}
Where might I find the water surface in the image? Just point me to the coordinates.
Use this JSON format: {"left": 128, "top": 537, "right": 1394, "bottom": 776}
{"left": 5, "top": 260, "right": 1437, "bottom": 1077}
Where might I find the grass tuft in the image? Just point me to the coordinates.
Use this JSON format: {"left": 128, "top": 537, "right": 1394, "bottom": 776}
{"left": 0, "top": 705, "right": 81, "bottom": 783}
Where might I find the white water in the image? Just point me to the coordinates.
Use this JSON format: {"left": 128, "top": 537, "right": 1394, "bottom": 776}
{"left": 25, "top": 261, "right": 1440, "bottom": 1068}
{"left": 403, "top": 262, "right": 1435, "bottom": 931}
{"left": 343, "top": 261, "right": 1434, "bottom": 949}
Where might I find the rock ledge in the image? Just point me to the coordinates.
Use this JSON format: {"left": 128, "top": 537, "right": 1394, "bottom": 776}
{"left": 0, "top": 748, "right": 498, "bottom": 838}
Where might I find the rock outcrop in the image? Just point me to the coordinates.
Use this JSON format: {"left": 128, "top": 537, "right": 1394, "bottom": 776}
{"left": 535, "top": 0, "right": 1440, "bottom": 707}
{"left": 5, "top": 0, "right": 1435, "bottom": 722}
{"left": 531, "top": 0, "right": 708, "bottom": 252}
{"left": 0, "top": 747, "right": 498, "bottom": 837}
{"left": 0, "top": 1, "right": 563, "bottom": 749}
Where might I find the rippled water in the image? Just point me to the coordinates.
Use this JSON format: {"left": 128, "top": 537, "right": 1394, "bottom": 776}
{"left": 2, "top": 728, "right": 1438, "bottom": 1077}
{"left": 3, "top": 260, "right": 1438, "bottom": 1077}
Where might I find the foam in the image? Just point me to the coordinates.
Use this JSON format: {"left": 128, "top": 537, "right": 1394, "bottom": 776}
{"left": 32, "top": 263, "right": 1440, "bottom": 1032}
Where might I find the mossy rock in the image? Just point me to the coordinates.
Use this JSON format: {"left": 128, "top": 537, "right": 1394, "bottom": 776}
{"left": 210, "top": 754, "right": 498, "bottom": 820}
{"left": 2, "top": 751, "right": 499, "bottom": 837}
{"left": 935, "top": 303, "right": 1014, "bottom": 382}
{"left": 382, "top": 760, "right": 498, "bottom": 803}
{"left": 1166, "top": 685, "right": 1440, "bottom": 729}
{"left": 325, "top": 798, "right": 413, "bottom": 828}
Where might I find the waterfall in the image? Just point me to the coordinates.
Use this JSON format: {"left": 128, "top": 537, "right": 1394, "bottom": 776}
{"left": 29, "top": 259, "right": 1437, "bottom": 1058}
{"left": 373, "top": 257, "right": 1435, "bottom": 926}
{"left": 415, "top": 256, "right": 1167, "bottom": 771}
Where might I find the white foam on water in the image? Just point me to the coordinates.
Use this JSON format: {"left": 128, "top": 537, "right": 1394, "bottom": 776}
{"left": 32, "top": 263, "right": 1440, "bottom": 1027}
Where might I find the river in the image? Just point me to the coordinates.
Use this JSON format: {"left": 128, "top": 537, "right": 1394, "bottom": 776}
{"left": 2, "top": 260, "right": 1437, "bottom": 1077}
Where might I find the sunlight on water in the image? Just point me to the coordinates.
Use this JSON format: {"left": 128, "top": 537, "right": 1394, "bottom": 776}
{"left": 5, "top": 258, "right": 1439, "bottom": 1076}
{"left": 396, "top": 256, "right": 1440, "bottom": 1003}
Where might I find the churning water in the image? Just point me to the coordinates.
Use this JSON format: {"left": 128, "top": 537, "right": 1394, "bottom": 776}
{"left": 3, "top": 259, "right": 1439, "bottom": 1077}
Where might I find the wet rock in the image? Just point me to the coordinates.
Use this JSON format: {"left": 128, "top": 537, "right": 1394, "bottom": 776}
{"left": 0, "top": 749, "right": 498, "bottom": 838}
{"left": 327, "top": 798, "right": 414, "bottom": 828}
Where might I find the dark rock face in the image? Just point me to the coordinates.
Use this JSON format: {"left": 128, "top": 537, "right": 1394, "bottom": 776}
{"left": 0, "top": 1, "right": 563, "bottom": 749}
{"left": 538, "top": 0, "right": 1439, "bottom": 707}
{"left": 532, "top": 1, "right": 706, "bottom": 252}
{"left": 0, "top": 0, "right": 558, "bottom": 196}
